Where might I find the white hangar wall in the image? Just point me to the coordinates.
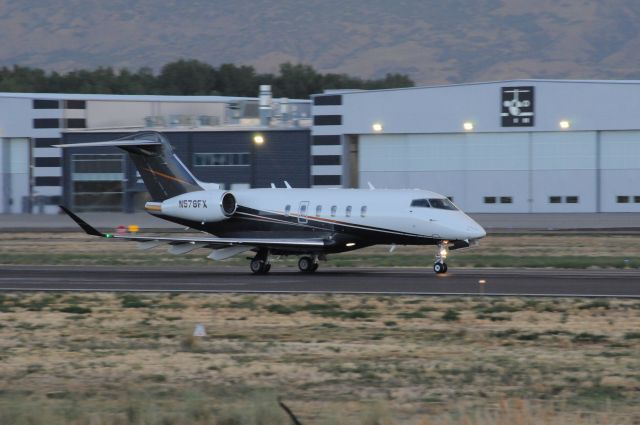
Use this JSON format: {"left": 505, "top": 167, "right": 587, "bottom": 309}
{"left": 311, "top": 80, "right": 640, "bottom": 213}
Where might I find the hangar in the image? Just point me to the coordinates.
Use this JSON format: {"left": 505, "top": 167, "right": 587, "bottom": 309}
{"left": 0, "top": 90, "right": 310, "bottom": 214}
{"left": 310, "top": 80, "right": 640, "bottom": 213}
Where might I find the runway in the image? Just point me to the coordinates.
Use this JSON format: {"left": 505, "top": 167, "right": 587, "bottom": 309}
{"left": 1, "top": 265, "right": 639, "bottom": 297}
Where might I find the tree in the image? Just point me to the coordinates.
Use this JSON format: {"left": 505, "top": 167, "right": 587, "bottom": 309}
{"left": 157, "top": 59, "right": 216, "bottom": 95}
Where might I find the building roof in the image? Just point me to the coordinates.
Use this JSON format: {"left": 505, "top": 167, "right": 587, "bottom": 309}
{"left": 0, "top": 92, "right": 310, "bottom": 103}
{"left": 317, "top": 79, "right": 640, "bottom": 97}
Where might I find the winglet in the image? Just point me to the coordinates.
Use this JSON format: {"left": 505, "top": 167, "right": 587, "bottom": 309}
{"left": 270, "top": 183, "right": 276, "bottom": 189}
{"left": 59, "top": 205, "right": 105, "bottom": 237}
{"left": 367, "top": 181, "right": 375, "bottom": 190}
{"left": 284, "top": 181, "right": 292, "bottom": 189}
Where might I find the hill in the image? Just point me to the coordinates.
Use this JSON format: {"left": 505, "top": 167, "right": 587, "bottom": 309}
{"left": 1, "top": 0, "right": 640, "bottom": 84}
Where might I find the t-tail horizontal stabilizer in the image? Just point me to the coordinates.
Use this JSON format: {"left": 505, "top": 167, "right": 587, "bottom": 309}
{"left": 59, "top": 205, "right": 105, "bottom": 237}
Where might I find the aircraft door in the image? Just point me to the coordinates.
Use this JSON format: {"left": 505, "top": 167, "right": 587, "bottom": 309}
{"left": 298, "top": 201, "right": 309, "bottom": 224}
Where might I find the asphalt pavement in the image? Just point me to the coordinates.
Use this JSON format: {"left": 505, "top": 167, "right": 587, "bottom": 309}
{"left": 1, "top": 265, "right": 639, "bottom": 297}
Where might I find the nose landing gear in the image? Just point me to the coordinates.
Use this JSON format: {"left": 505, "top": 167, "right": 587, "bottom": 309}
{"left": 433, "top": 242, "right": 449, "bottom": 274}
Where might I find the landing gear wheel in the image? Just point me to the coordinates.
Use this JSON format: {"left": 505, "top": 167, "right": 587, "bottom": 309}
{"left": 298, "top": 256, "right": 318, "bottom": 273}
{"left": 433, "top": 262, "right": 447, "bottom": 274}
{"left": 250, "top": 259, "right": 270, "bottom": 274}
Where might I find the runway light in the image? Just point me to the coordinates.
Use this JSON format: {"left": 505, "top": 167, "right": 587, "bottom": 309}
{"left": 128, "top": 224, "right": 139, "bottom": 233}
{"left": 372, "top": 122, "right": 383, "bottom": 132}
{"left": 253, "top": 134, "right": 265, "bottom": 145}
{"left": 346, "top": 242, "right": 356, "bottom": 247}
{"left": 559, "top": 120, "right": 571, "bottom": 130}
{"left": 463, "top": 121, "right": 474, "bottom": 131}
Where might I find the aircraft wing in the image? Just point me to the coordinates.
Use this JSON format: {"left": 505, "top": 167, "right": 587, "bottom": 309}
{"left": 59, "top": 206, "right": 328, "bottom": 252}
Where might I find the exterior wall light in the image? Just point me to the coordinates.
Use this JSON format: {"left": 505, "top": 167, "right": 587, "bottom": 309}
{"left": 559, "top": 120, "right": 571, "bottom": 130}
{"left": 372, "top": 123, "right": 383, "bottom": 132}
{"left": 253, "top": 134, "right": 265, "bottom": 145}
{"left": 463, "top": 122, "right": 474, "bottom": 131}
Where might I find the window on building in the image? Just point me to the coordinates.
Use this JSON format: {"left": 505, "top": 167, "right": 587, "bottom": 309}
{"left": 617, "top": 196, "right": 629, "bottom": 204}
{"left": 549, "top": 196, "right": 562, "bottom": 204}
{"left": 33, "top": 99, "right": 60, "bottom": 109}
{"left": 566, "top": 196, "right": 579, "bottom": 204}
{"left": 360, "top": 206, "right": 367, "bottom": 217}
{"left": 345, "top": 205, "right": 352, "bottom": 217}
{"left": 315, "top": 205, "right": 322, "bottom": 216}
{"left": 484, "top": 197, "right": 496, "bottom": 204}
{"left": 193, "top": 153, "right": 250, "bottom": 166}
{"left": 331, "top": 205, "right": 337, "bottom": 217}
{"left": 635, "top": 196, "right": 640, "bottom": 204}
{"left": 33, "top": 118, "right": 59, "bottom": 129}
{"left": 500, "top": 196, "right": 513, "bottom": 204}
{"left": 71, "top": 154, "right": 124, "bottom": 212}
{"left": 284, "top": 205, "right": 291, "bottom": 216}
{"left": 410, "top": 199, "right": 431, "bottom": 208}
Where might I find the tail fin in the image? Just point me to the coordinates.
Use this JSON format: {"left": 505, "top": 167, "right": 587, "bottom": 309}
{"left": 56, "top": 132, "right": 203, "bottom": 201}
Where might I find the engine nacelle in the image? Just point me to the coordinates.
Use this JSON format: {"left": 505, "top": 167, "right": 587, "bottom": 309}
{"left": 146, "top": 190, "right": 237, "bottom": 222}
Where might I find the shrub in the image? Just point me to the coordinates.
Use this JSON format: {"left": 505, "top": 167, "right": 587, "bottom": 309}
{"left": 442, "top": 309, "right": 460, "bottom": 321}
{"left": 572, "top": 333, "right": 608, "bottom": 343}
{"left": 120, "top": 294, "right": 148, "bottom": 308}
{"left": 265, "top": 304, "right": 296, "bottom": 315}
{"left": 59, "top": 305, "right": 92, "bottom": 314}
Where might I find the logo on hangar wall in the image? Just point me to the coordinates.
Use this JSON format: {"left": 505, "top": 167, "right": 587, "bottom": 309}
{"left": 501, "top": 86, "right": 534, "bottom": 127}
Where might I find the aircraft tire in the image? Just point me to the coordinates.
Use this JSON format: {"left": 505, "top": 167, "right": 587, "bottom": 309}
{"left": 298, "top": 256, "right": 314, "bottom": 273}
{"left": 433, "top": 262, "right": 447, "bottom": 274}
{"left": 250, "top": 259, "right": 269, "bottom": 274}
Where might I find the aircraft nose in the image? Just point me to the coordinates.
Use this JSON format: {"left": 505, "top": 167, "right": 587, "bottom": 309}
{"left": 465, "top": 217, "right": 486, "bottom": 239}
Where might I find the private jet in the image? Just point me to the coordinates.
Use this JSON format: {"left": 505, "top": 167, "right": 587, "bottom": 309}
{"left": 57, "top": 132, "right": 486, "bottom": 274}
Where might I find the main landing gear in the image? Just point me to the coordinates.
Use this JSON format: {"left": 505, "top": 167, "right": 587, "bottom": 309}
{"left": 433, "top": 242, "right": 449, "bottom": 274}
{"left": 250, "top": 248, "right": 271, "bottom": 274}
{"left": 298, "top": 256, "right": 319, "bottom": 273}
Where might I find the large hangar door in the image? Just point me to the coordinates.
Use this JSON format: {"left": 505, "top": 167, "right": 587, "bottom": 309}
{"left": 600, "top": 131, "right": 640, "bottom": 212}
{"left": 358, "top": 133, "right": 529, "bottom": 212}
{"left": 531, "top": 132, "right": 597, "bottom": 213}
{"left": 1, "top": 138, "right": 30, "bottom": 213}
{"left": 359, "top": 133, "right": 467, "bottom": 208}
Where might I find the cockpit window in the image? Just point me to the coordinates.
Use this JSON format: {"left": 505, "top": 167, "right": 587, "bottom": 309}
{"left": 429, "top": 198, "right": 458, "bottom": 210}
{"left": 410, "top": 199, "right": 431, "bottom": 208}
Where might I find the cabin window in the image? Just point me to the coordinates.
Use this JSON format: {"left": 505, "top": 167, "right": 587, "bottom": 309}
{"left": 300, "top": 204, "right": 307, "bottom": 215}
{"left": 500, "top": 196, "right": 513, "bottom": 204}
{"left": 360, "top": 206, "right": 367, "bottom": 217}
{"left": 549, "top": 196, "right": 562, "bottom": 204}
{"left": 284, "top": 204, "right": 291, "bottom": 215}
{"left": 429, "top": 198, "right": 458, "bottom": 210}
{"left": 483, "top": 197, "right": 496, "bottom": 204}
{"left": 346, "top": 205, "right": 352, "bottom": 217}
{"left": 316, "top": 205, "right": 322, "bottom": 216}
{"left": 331, "top": 205, "right": 337, "bottom": 217}
{"left": 635, "top": 196, "right": 640, "bottom": 203}
{"left": 617, "top": 196, "right": 629, "bottom": 204}
{"left": 566, "top": 196, "right": 579, "bottom": 204}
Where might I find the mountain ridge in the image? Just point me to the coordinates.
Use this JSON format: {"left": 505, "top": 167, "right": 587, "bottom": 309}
{"left": 1, "top": 0, "right": 640, "bottom": 85}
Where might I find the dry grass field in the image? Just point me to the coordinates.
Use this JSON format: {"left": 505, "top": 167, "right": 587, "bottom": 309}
{"left": 1, "top": 292, "right": 639, "bottom": 424}
{"left": 2, "top": 232, "right": 640, "bottom": 269}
